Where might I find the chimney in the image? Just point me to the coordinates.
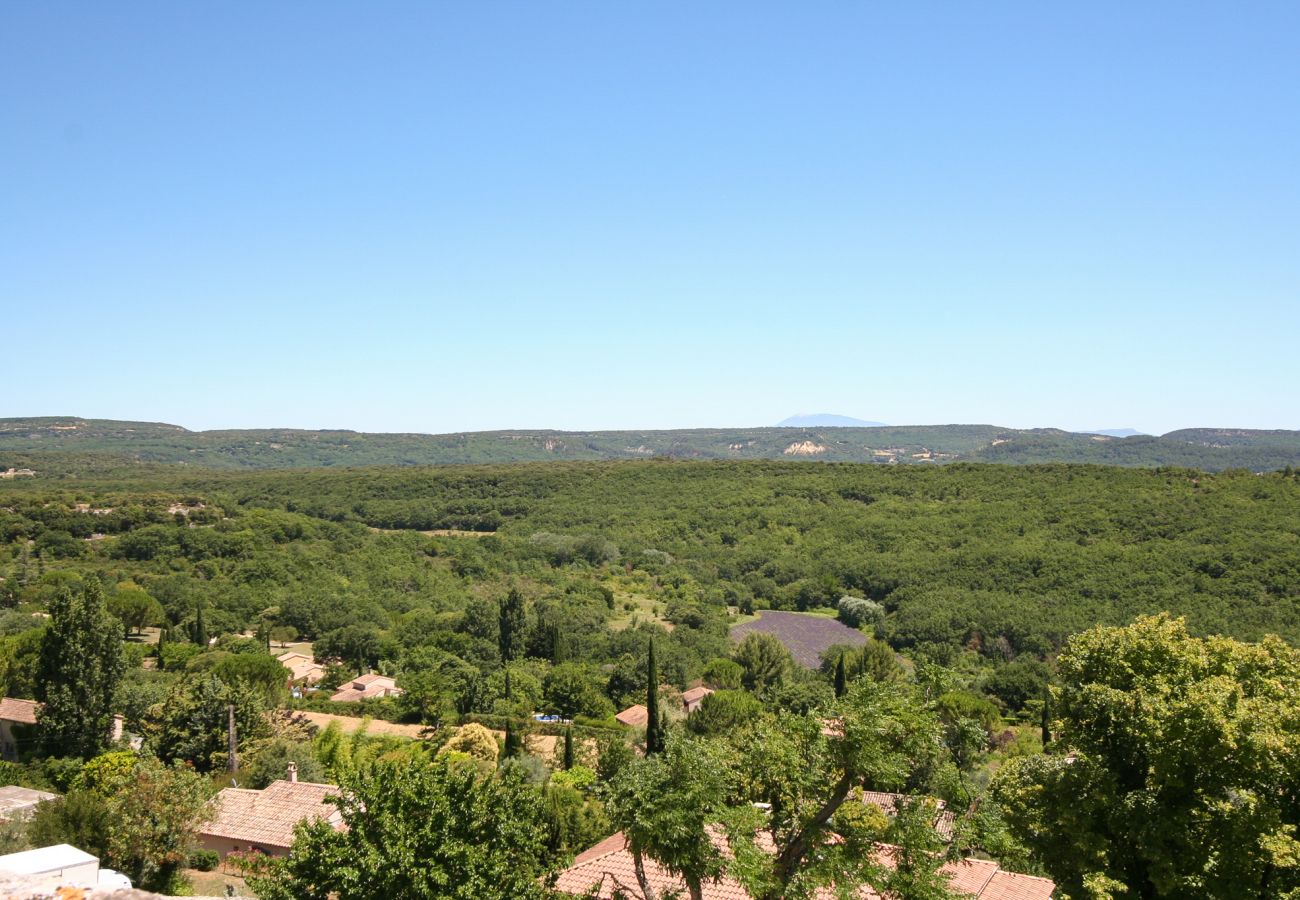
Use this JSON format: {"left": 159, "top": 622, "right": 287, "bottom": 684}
{"left": 110, "top": 714, "right": 124, "bottom": 744}
{"left": 287, "top": 761, "right": 298, "bottom": 783}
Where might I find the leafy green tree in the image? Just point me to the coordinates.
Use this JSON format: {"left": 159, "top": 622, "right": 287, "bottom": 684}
{"left": 107, "top": 583, "right": 164, "bottom": 636}
{"left": 686, "top": 690, "right": 764, "bottom": 737}
{"left": 701, "top": 658, "right": 743, "bottom": 690}
{"left": 732, "top": 632, "right": 793, "bottom": 699}
{"left": 544, "top": 663, "right": 611, "bottom": 720}
{"left": 250, "top": 754, "right": 557, "bottom": 900}
{"left": 36, "top": 582, "right": 126, "bottom": 759}
{"left": 994, "top": 614, "right": 1300, "bottom": 899}
{"left": 604, "top": 733, "right": 733, "bottom": 900}
{"left": 727, "top": 679, "right": 943, "bottom": 900}
{"left": 397, "top": 648, "right": 483, "bottom": 724}
{"left": 102, "top": 756, "right": 212, "bottom": 891}
{"left": 316, "top": 624, "right": 383, "bottom": 675}
{"left": 878, "top": 798, "right": 959, "bottom": 900}
{"left": 151, "top": 674, "right": 265, "bottom": 772}
{"left": 208, "top": 652, "right": 291, "bottom": 703}
{"left": 33, "top": 753, "right": 210, "bottom": 893}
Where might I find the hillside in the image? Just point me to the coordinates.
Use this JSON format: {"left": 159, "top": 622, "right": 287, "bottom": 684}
{"left": 2, "top": 417, "right": 1299, "bottom": 473}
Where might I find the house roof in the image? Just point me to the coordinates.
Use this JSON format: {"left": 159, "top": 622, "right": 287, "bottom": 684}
{"left": 682, "top": 686, "right": 715, "bottom": 705}
{"left": 615, "top": 704, "right": 649, "bottom": 727}
{"left": 0, "top": 786, "right": 57, "bottom": 820}
{"left": 276, "top": 652, "right": 314, "bottom": 666}
{"left": 0, "top": 698, "right": 40, "bottom": 725}
{"left": 329, "top": 673, "right": 402, "bottom": 703}
{"left": 200, "top": 779, "right": 343, "bottom": 850}
{"left": 555, "top": 832, "right": 1054, "bottom": 900}
{"left": 860, "top": 791, "right": 958, "bottom": 841}
{"left": 0, "top": 843, "right": 97, "bottom": 876}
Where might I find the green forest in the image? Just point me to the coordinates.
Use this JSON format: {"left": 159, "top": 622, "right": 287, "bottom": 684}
{"left": 1, "top": 457, "right": 1298, "bottom": 897}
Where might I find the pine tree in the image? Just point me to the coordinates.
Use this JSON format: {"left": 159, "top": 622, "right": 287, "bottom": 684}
{"left": 834, "top": 653, "right": 848, "bottom": 698}
{"left": 498, "top": 588, "right": 525, "bottom": 663}
{"left": 36, "top": 582, "right": 126, "bottom": 759}
{"left": 645, "top": 638, "right": 664, "bottom": 755}
{"left": 563, "top": 725, "right": 575, "bottom": 771}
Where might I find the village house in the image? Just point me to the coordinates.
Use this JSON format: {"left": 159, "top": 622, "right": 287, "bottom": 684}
{"left": 0, "top": 698, "right": 39, "bottom": 762}
{"left": 616, "top": 685, "right": 714, "bottom": 727}
{"left": 614, "top": 704, "right": 649, "bottom": 728}
{"left": 554, "top": 831, "right": 1055, "bottom": 900}
{"left": 198, "top": 763, "right": 344, "bottom": 858}
{"left": 681, "top": 685, "right": 714, "bottom": 714}
{"left": 276, "top": 651, "right": 326, "bottom": 687}
{"left": 329, "top": 672, "right": 402, "bottom": 703}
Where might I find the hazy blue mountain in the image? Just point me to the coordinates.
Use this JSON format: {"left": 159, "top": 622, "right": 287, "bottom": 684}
{"left": 776, "top": 414, "right": 887, "bottom": 428}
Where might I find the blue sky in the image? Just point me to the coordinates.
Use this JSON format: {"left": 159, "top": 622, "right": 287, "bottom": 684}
{"left": 3, "top": 2, "right": 1297, "bottom": 435}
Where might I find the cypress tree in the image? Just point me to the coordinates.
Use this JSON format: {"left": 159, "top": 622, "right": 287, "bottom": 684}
{"left": 833, "top": 653, "right": 848, "bottom": 698}
{"left": 645, "top": 638, "right": 664, "bottom": 755}
{"left": 156, "top": 624, "right": 167, "bottom": 671}
{"left": 36, "top": 582, "right": 126, "bottom": 759}
{"left": 498, "top": 588, "right": 525, "bottom": 663}
{"left": 192, "top": 606, "right": 207, "bottom": 647}
{"left": 1041, "top": 689, "right": 1052, "bottom": 748}
{"left": 563, "top": 725, "right": 575, "bottom": 770}
{"left": 504, "top": 720, "right": 522, "bottom": 759}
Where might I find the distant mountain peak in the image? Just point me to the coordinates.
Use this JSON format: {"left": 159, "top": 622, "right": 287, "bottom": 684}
{"left": 776, "top": 414, "right": 886, "bottom": 428}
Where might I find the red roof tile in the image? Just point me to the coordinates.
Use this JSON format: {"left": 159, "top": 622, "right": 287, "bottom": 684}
{"left": 0, "top": 698, "right": 40, "bottom": 725}
{"left": 200, "top": 780, "right": 343, "bottom": 850}
{"left": 556, "top": 832, "right": 1055, "bottom": 900}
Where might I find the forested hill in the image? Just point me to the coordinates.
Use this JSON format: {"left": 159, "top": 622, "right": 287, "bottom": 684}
{"left": 3, "top": 417, "right": 1300, "bottom": 472}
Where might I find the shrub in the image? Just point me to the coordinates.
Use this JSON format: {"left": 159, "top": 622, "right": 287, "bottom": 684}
{"left": 189, "top": 848, "right": 220, "bottom": 872}
{"left": 837, "top": 596, "right": 885, "bottom": 630}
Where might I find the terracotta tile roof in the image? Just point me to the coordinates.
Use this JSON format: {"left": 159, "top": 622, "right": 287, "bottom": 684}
{"left": 976, "top": 870, "right": 1057, "bottom": 900}
{"left": 682, "top": 687, "right": 715, "bottom": 711}
{"left": 556, "top": 832, "right": 1054, "bottom": 900}
{"left": 615, "top": 704, "right": 649, "bottom": 727}
{"left": 329, "top": 673, "right": 402, "bottom": 703}
{"left": 0, "top": 698, "right": 40, "bottom": 725}
{"left": 200, "top": 780, "right": 343, "bottom": 850}
{"left": 860, "top": 791, "right": 959, "bottom": 840}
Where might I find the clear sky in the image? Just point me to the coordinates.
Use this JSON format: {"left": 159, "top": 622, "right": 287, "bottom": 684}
{"left": 3, "top": 3, "right": 1297, "bottom": 435}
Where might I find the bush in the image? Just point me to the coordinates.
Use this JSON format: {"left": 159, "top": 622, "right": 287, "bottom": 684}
{"left": 837, "top": 596, "right": 885, "bottom": 630}
{"left": 189, "top": 848, "right": 220, "bottom": 872}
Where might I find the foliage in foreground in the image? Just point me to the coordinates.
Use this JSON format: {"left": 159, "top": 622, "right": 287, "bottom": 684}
{"left": 249, "top": 753, "right": 557, "bottom": 900}
{"left": 994, "top": 615, "right": 1300, "bottom": 899}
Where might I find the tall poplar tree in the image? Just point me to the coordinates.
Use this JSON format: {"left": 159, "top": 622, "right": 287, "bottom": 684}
{"left": 645, "top": 638, "right": 665, "bottom": 755}
{"left": 36, "top": 582, "right": 125, "bottom": 759}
